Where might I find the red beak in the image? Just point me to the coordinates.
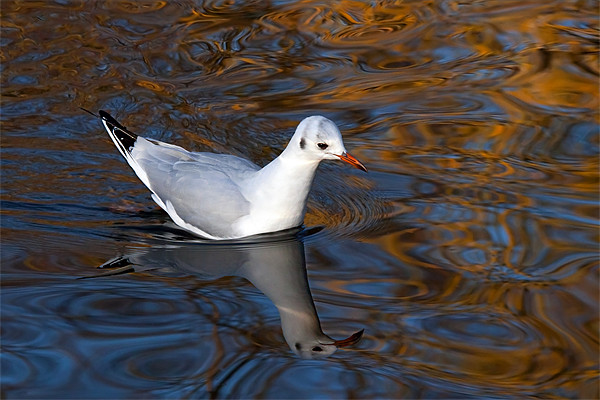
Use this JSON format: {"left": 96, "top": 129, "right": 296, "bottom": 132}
{"left": 333, "top": 329, "right": 365, "bottom": 348}
{"left": 337, "top": 152, "right": 367, "bottom": 172}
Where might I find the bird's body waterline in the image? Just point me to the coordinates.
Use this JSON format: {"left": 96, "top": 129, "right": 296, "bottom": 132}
{"left": 98, "top": 110, "right": 366, "bottom": 239}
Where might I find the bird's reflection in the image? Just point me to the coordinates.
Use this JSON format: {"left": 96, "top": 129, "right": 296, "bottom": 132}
{"left": 92, "top": 230, "right": 363, "bottom": 359}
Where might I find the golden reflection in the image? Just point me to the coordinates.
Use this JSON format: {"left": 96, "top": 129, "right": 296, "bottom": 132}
{"left": 136, "top": 79, "right": 166, "bottom": 92}
{"left": 1, "top": 0, "right": 598, "bottom": 397}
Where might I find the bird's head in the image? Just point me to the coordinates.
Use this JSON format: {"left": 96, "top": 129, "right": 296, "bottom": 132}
{"left": 290, "top": 116, "right": 367, "bottom": 172}
{"left": 290, "top": 329, "right": 365, "bottom": 359}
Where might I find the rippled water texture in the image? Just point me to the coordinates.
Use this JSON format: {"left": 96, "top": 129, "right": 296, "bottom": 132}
{"left": 2, "top": 0, "right": 599, "bottom": 398}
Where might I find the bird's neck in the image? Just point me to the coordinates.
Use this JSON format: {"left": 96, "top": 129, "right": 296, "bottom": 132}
{"left": 249, "top": 152, "right": 320, "bottom": 221}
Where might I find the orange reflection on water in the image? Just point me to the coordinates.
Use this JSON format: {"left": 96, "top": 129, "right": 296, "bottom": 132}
{"left": 1, "top": 0, "right": 598, "bottom": 398}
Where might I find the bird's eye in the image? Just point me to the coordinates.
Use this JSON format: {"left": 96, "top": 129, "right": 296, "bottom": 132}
{"left": 312, "top": 346, "right": 323, "bottom": 352}
{"left": 317, "top": 143, "right": 328, "bottom": 150}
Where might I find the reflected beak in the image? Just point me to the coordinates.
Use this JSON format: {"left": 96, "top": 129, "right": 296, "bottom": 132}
{"left": 333, "top": 329, "right": 365, "bottom": 348}
{"left": 337, "top": 152, "right": 367, "bottom": 172}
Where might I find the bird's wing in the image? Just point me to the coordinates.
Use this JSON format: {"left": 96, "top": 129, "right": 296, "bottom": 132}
{"left": 130, "top": 137, "right": 259, "bottom": 238}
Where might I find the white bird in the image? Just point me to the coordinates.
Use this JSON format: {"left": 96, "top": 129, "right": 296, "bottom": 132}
{"left": 97, "top": 110, "right": 366, "bottom": 240}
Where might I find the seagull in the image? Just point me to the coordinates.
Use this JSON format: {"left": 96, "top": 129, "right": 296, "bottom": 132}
{"left": 95, "top": 110, "right": 367, "bottom": 240}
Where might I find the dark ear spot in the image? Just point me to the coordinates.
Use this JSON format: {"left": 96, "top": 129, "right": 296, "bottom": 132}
{"left": 299, "top": 138, "right": 306, "bottom": 149}
{"left": 295, "top": 343, "right": 302, "bottom": 350}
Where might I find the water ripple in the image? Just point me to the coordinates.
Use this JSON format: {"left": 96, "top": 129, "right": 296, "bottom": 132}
{"left": 1, "top": 0, "right": 598, "bottom": 398}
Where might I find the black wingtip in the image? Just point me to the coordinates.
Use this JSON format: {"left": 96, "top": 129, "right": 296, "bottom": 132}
{"left": 99, "top": 110, "right": 127, "bottom": 131}
{"left": 97, "top": 256, "right": 132, "bottom": 270}
{"left": 80, "top": 107, "right": 99, "bottom": 117}
{"left": 98, "top": 110, "right": 138, "bottom": 153}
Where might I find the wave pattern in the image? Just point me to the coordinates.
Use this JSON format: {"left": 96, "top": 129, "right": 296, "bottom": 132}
{"left": 1, "top": 0, "right": 598, "bottom": 398}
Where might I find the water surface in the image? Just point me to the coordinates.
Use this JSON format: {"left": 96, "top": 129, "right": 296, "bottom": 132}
{"left": 1, "top": 0, "right": 598, "bottom": 398}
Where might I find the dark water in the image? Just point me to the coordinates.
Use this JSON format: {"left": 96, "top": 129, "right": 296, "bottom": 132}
{"left": 2, "top": 0, "right": 598, "bottom": 398}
